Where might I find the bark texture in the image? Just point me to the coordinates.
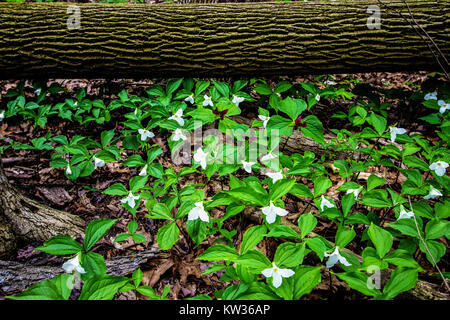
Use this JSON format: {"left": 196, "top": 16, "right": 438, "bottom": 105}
{"left": 0, "top": 248, "right": 163, "bottom": 295}
{"left": 0, "top": 157, "right": 84, "bottom": 258}
{"left": 0, "top": 1, "right": 448, "bottom": 79}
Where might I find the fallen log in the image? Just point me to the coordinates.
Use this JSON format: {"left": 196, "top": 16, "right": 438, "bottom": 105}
{"left": 0, "top": 1, "right": 448, "bottom": 79}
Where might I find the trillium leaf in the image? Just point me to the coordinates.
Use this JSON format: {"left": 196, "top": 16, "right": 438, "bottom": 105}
{"left": 367, "top": 223, "right": 393, "bottom": 259}
{"left": 266, "top": 225, "right": 301, "bottom": 240}
{"left": 382, "top": 268, "right": 418, "bottom": 300}
{"left": 335, "top": 226, "right": 356, "bottom": 248}
{"left": 197, "top": 244, "right": 239, "bottom": 262}
{"left": 313, "top": 176, "right": 332, "bottom": 198}
{"left": 157, "top": 222, "right": 180, "bottom": 250}
{"left": 335, "top": 271, "right": 381, "bottom": 297}
{"left": 84, "top": 218, "right": 119, "bottom": 252}
{"left": 80, "top": 251, "right": 107, "bottom": 276}
{"left": 7, "top": 274, "right": 73, "bottom": 300}
{"left": 274, "top": 242, "right": 306, "bottom": 267}
{"left": 269, "top": 178, "right": 296, "bottom": 201}
{"left": 36, "top": 235, "right": 83, "bottom": 255}
{"left": 367, "top": 174, "right": 386, "bottom": 192}
{"left": 103, "top": 183, "right": 128, "bottom": 196}
{"left": 149, "top": 203, "right": 174, "bottom": 220}
{"left": 240, "top": 225, "right": 267, "bottom": 254}
{"left": 301, "top": 115, "right": 325, "bottom": 145}
{"left": 298, "top": 213, "right": 317, "bottom": 238}
{"left": 79, "top": 274, "right": 129, "bottom": 300}
{"left": 293, "top": 266, "right": 322, "bottom": 299}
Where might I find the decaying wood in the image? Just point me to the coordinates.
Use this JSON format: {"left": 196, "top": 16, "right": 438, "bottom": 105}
{"left": 0, "top": 248, "right": 163, "bottom": 295}
{"left": 0, "top": 156, "right": 84, "bottom": 258}
{"left": 0, "top": 1, "right": 449, "bottom": 79}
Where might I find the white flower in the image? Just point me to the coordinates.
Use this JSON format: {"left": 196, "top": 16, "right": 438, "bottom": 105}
{"left": 121, "top": 191, "right": 140, "bottom": 208}
{"left": 232, "top": 95, "right": 245, "bottom": 107}
{"left": 324, "top": 247, "right": 351, "bottom": 268}
{"left": 65, "top": 165, "right": 72, "bottom": 175}
{"left": 203, "top": 95, "right": 214, "bottom": 107}
{"left": 241, "top": 160, "right": 255, "bottom": 173}
{"left": 194, "top": 147, "right": 208, "bottom": 169}
{"left": 323, "top": 80, "right": 336, "bottom": 85}
{"left": 346, "top": 187, "right": 362, "bottom": 199}
{"left": 315, "top": 94, "right": 321, "bottom": 102}
{"left": 93, "top": 156, "right": 105, "bottom": 169}
{"left": 74, "top": 101, "right": 78, "bottom": 107}
{"left": 62, "top": 255, "right": 86, "bottom": 274}
{"left": 320, "top": 195, "right": 335, "bottom": 211}
{"left": 397, "top": 205, "right": 414, "bottom": 220}
{"left": 424, "top": 91, "right": 438, "bottom": 100}
{"left": 262, "top": 262, "right": 295, "bottom": 288}
{"left": 261, "top": 151, "right": 277, "bottom": 162}
{"left": 138, "top": 128, "right": 155, "bottom": 141}
{"left": 389, "top": 126, "right": 407, "bottom": 143}
{"left": 265, "top": 171, "right": 284, "bottom": 184}
{"left": 168, "top": 108, "right": 185, "bottom": 127}
{"left": 258, "top": 115, "right": 270, "bottom": 128}
{"left": 139, "top": 164, "right": 148, "bottom": 176}
{"left": 188, "top": 201, "right": 209, "bottom": 222}
{"left": 423, "top": 186, "right": 442, "bottom": 200}
{"left": 262, "top": 201, "right": 289, "bottom": 224}
{"left": 35, "top": 88, "right": 41, "bottom": 96}
{"left": 172, "top": 128, "right": 187, "bottom": 141}
{"left": 438, "top": 100, "right": 449, "bottom": 114}
{"left": 0, "top": 110, "right": 4, "bottom": 121}
{"left": 429, "top": 161, "right": 449, "bottom": 177}
{"left": 184, "top": 95, "right": 195, "bottom": 104}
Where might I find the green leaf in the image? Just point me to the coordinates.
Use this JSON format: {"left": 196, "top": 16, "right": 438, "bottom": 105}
{"left": 359, "top": 189, "right": 392, "bottom": 208}
{"left": 298, "top": 213, "right": 317, "bottom": 238}
{"left": 84, "top": 219, "right": 118, "bottom": 251}
{"left": 313, "top": 176, "right": 332, "bottom": 198}
{"left": 383, "top": 268, "right": 418, "bottom": 300}
{"left": 79, "top": 274, "right": 129, "bottom": 300}
{"left": 425, "top": 220, "right": 450, "bottom": 240}
{"left": 8, "top": 274, "right": 73, "bottom": 300}
{"left": 269, "top": 178, "right": 296, "bottom": 201}
{"left": 274, "top": 242, "right": 306, "bottom": 267}
{"left": 235, "top": 250, "right": 271, "bottom": 271}
{"left": 367, "top": 223, "right": 393, "bottom": 258}
{"left": 384, "top": 250, "right": 421, "bottom": 269}
{"left": 157, "top": 222, "right": 180, "bottom": 250}
{"left": 36, "top": 235, "right": 83, "bottom": 255}
{"left": 335, "top": 272, "right": 381, "bottom": 297}
{"left": 335, "top": 226, "right": 356, "bottom": 248}
{"left": 149, "top": 203, "right": 174, "bottom": 220}
{"left": 403, "top": 156, "right": 430, "bottom": 171}
{"left": 80, "top": 251, "right": 107, "bottom": 276}
{"left": 293, "top": 266, "right": 322, "bottom": 299}
{"left": 279, "top": 97, "right": 307, "bottom": 121}
{"left": 370, "top": 113, "right": 386, "bottom": 136}
{"left": 266, "top": 225, "right": 301, "bottom": 240}
{"left": 226, "top": 187, "right": 266, "bottom": 206}
{"left": 301, "top": 115, "right": 325, "bottom": 145}
{"left": 197, "top": 244, "right": 239, "bottom": 262}
{"left": 367, "top": 174, "right": 386, "bottom": 191}
{"left": 240, "top": 225, "right": 267, "bottom": 254}
{"left": 103, "top": 183, "right": 128, "bottom": 196}
{"left": 290, "top": 183, "right": 313, "bottom": 198}
{"left": 129, "top": 175, "right": 148, "bottom": 193}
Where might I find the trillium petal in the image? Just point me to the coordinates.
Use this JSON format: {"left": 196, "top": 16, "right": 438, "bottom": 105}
{"left": 262, "top": 267, "right": 273, "bottom": 278}
{"left": 325, "top": 254, "right": 339, "bottom": 268}
{"left": 274, "top": 206, "right": 289, "bottom": 217}
{"left": 279, "top": 268, "right": 295, "bottom": 278}
{"left": 188, "top": 207, "right": 200, "bottom": 221}
{"left": 272, "top": 271, "right": 283, "bottom": 288}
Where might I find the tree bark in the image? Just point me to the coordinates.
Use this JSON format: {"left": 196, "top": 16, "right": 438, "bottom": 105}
{"left": 0, "top": 156, "right": 84, "bottom": 258}
{"left": 0, "top": 1, "right": 448, "bottom": 79}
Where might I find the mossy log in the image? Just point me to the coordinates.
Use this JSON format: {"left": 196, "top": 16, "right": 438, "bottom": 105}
{"left": 0, "top": 156, "right": 84, "bottom": 258}
{"left": 0, "top": 1, "right": 449, "bottom": 79}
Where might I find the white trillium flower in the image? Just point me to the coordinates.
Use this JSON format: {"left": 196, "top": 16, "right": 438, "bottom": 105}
{"left": 262, "top": 201, "right": 289, "bottom": 224}
{"left": 0, "top": 110, "right": 4, "bottom": 121}
{"left": 265, "top": 171, "right": 284, "bottom": 184}
{"left": 172, "top": 128, "right": 187, "bottom": 141}
{"left": 65, "top": 165, "right": 72, "bottom": 175}
{"left": 74, "top": 101, "right": 78, "bottom": 107}
{"left": 93, "top": 156, "right": 105, "bottom": 169}
{"left": 194, "top": 147, "right": 208, "bottom": 169}
{"left": 241, "top": 160, "right": 256, "bottom": 173}
{"left": 188, "top": 201, "right": 209, "bottom": 222}
{"left": 262, "top": 263, "right": 295, "bottom": 288}
{"left": 389, "top": 126, "right": 407, "bottom": 143}
{"left": 346, "top": 187, "right": 362, "bottom": 199}
{"left": 397, "top": 205, "right": 414, "bottom": 220}
{"left": 423, "top": 186, "right": 442, "bottom": 200}
{"left": 315, "top": 94, "right": 321, "bottom": 102}
{"left": 203, "top": 94, "right": 214, "bottom": 107}
{"left": 138, "top": 128, "right": 155, "bottom": 141}
{"left": 139, "top": 164, "right": 148, "bottom": 176}
{"left": 184, "top": 94, "right": 195, "bottom": 104}
{"left": 35, "top": 88, "right": 41, "bottom": 96}
{"left": 320, "top": 195, "right": 335, "bottom": 211}
{"left": 232, "top": 95, "right": 245, "bottom": 107}
{"left": 323, "top": 80, "right": 336, "bottom": 85}
{"left": 324, "top": 247, "right": 351, "bottom": 268}
{"left": 121, "top": 192, "right": 140, "bottom": 208}
{"left": 424, "top": 91, "right": 438, "bottom": 100}
{"left": 168, "top": 108, "right": 185, "bottom": 127}
{"left": 62, "top": 255, "right": 86, "bottom": 274}
{"left": 438, "top": 100, "right": 449, "bottom": 114}
{"left": 261, "top": 151, "right": 277, "bottom": 162}
{"left": 429, "top": 161, "right": 449, "bottom": 177}
{"left": 258, "top": 115, "right": 270, "bottom": 128}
